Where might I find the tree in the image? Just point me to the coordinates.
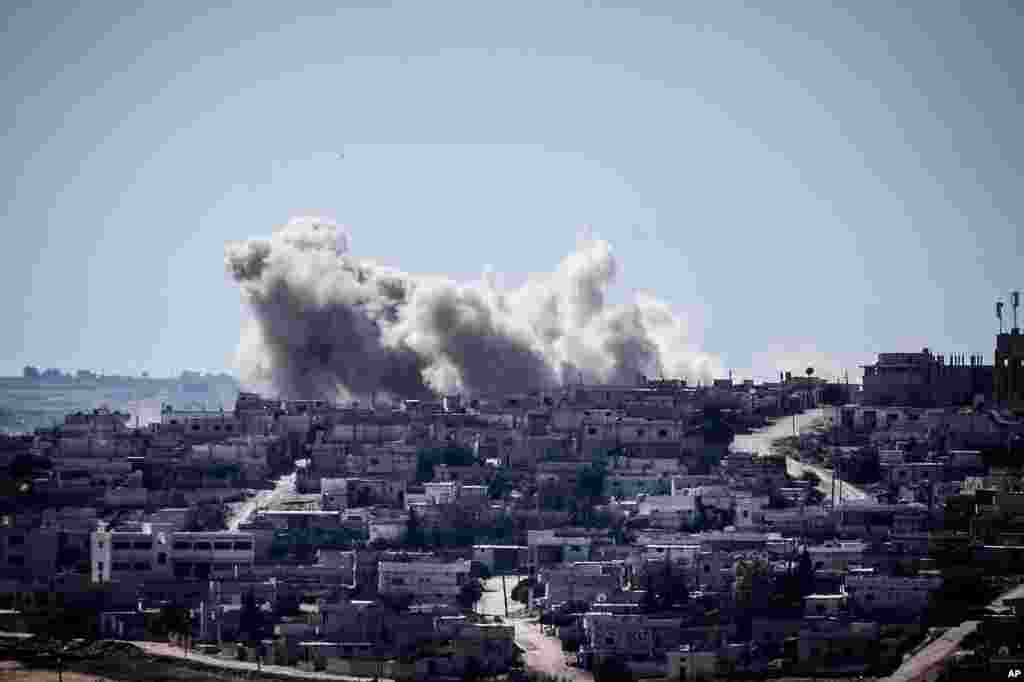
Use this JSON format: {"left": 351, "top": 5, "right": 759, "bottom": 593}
{"left": 404, "top": 508, "right": 426, "bottom": 548}
{"left": 156, "top": 602, "right": 192, "bottom": 640}
{"left": 22, "top": 365, "right": 40, "bottom": 379}
{"left": 510, "top": 578, "right": 536, "bottom": 603}
{"left": 575, "top": 460, "right": 608, "bottom": 509}
{"left": 457, "top": 578, "right": 484, "bottom": 610}
{"left": 594, "top": 656, "right": 633, "bottom": 682}
{"left": 487, "top": 468, "right": 513, "bottom": 500}
{"left": 642, "top": 561, "right": 690, "bottom": 612}
{"left": 735, "top": 558, "right": 772, "bottom": 611}
{"left": 797, "top": 548, "right": 815, "bottom": 597}
{"left": 32, "top": 607, "right": 97, "bottom": 682}
{"left": 801, "top": 470, "right": 821, "bottom": 485}
{"left": 239, "top": 589, "right": 264, "bottom": 645}
{"left": 416, "top": 445, "right": 478, "bottom": 482}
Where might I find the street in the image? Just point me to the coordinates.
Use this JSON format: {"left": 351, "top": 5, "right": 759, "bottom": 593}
{"left": 732, "top": 408, "right": 870, "bottom": 503}
{"left": 129, "top": 640, "right": 382, "bottom": 681}
{"left": 513, "top": 620, "right": 594, "bottom": 682}
{"left": 226, "top": 470, "right": 296, "bottom": 530}
{"left": 476, "top": 575, "right": 527, "bottom": 618}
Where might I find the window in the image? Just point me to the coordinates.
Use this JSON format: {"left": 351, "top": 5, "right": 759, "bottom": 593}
{"left": 233, "top": 541, "right": 252, "bottom": 550}
{"left": 193, "top": 542, "right": 212, "bottom": 551}
{"left": 157, "top": 553, "right": 167, "bottom": 565}
{"left": 133, "top": 562, "right": 150, "bottom": 571}
{"left": 112, "top": 562, "right": 131, "bottom": 571}
{"left": 391, "top": 577, "right": 405, "bottom": 585}
{"left": 214, "top": 542, "right": 232, "bottom": 550}
{"left": 133, "top": 541, "right": 152, "bottom": 550}
{"left": 587, "top": 427, "right": 597, "bottom": 435}
{"left": 636, "top": 429, "right": 645, "bottom": 438}
{"left": 173, "top": 542, "right": 191, "bottom": 550}
{"left": 192, "top": 424, "right": 201, "bottom": 431}
{"left": 7, "top": 556, "right": 24, "bottom": 567}
{"left": 225, "top": 424, "right": 234, "bottom": 431}
{"left": 214, "top": 425, "right": 221, "bottom": 431}
{"left": 605, "top": 636, "right": 615, "bottom": 646}
{"left": 658, "top": 429, "right": 668, "bottom": 438}
{"left": 8, "top": 535, "right": 25, "bottom": 547}
{"left": 113, "top": 542, "right": 131, "bottom": 551}
{"left": 704, "top": 564, "right": 711, "bottom": 573}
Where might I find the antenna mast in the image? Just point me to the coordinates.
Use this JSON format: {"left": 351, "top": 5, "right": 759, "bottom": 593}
{"left": 1013, "top": 291, "right": 1021, "bottom": 333}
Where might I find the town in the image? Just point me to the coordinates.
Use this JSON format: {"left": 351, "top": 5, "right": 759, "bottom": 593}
{"left": 1, "top": 308, "right": 1023, "bottom": 682}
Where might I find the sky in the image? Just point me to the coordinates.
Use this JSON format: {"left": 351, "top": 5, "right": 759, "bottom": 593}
{"left": 2, "top": 0, "right": 1022, "bottom": 383}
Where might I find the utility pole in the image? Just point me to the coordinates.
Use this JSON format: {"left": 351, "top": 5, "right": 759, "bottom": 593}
{"left": 502, "top": 573, "right": 509, "bottom": 618}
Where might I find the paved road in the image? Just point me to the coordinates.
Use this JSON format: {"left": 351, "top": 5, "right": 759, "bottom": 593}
{"left": 227, "top": 471, "right": 297, "bottom": 530}
{"left": 732, "top": 408, "right": 870, "bottom": 503}
{"left": 130, "top": 640, "right": 384, "bottom": 681}
{"left": 513, "top": 620, "right": 593, "bottom": 682}
{"left": 477, "top": 575, "right": 527, "bottom": 617}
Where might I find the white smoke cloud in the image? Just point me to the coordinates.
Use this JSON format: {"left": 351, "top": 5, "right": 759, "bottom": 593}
{"left": 226, "top": 216, "right": 720, "bottom": 400}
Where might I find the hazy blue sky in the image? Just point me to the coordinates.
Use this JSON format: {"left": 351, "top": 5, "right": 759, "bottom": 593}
{"left": 3, "top": 1, "right": 1021, "bottom": 382}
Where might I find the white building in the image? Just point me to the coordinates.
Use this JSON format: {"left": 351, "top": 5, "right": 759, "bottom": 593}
{"left": 169, "top": 531, "right": 255, "bottom": 579}
{"left": 91, "top": 525, "right": 171, "bottom": 583}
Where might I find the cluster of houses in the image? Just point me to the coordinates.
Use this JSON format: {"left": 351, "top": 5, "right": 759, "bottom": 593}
{"left": 1, "top": 351, "right": 1024, "bottom": 680}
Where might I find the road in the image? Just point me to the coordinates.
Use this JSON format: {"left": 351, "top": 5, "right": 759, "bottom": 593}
{"left": 732, "top": 408, "right": 870, "bottom": 503}
{"left": 226, "top": 471, "right": 296, "bottom": 530}
{"left": 513, "top": 620, "right": 594, "bottom": 682}
{"left": 130, "top": 640, "right": 384, "bottom": 681}
{"left": 476, "top": 575, "right": 527, "bottom": 617}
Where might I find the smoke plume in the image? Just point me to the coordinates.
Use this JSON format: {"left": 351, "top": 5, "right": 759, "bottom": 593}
{"left": 226, "top": 217, "right": 719, "bottom": 400}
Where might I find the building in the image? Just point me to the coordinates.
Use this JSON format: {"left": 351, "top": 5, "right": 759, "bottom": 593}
{"left": 91, "top": 525, "right": 170, "bottom": 583}
{"left": 861, "top": 349, "right": 993, "bottom": 407}
{"left": 168, "top": 531, "right": 255, "bottom": 580}
{"left": 0, "top": 528, "right": 59, "bottom": 576}
{"left": 844, "top": 570, "right": 943, "bottom": 617}
{"left": 995, "top": 328, "right": 1024, "bottom": 410}
{"left": 377, "top": 556, "right": 471, "bottom": 602}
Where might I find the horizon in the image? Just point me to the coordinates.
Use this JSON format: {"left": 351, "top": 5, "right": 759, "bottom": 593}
{"left": 4, "top": 2, "right": 1022, "bottom": 394}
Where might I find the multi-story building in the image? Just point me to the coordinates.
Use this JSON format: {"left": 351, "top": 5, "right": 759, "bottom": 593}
{"left": 377, "top": 556, "right": 471, "bottom": 601}
{"left": 91, "top": 525, "right": 170, "bottom": 583}
{"left": 995, "top": 328, "right": 1024, "bottom": 409}
{"left": 844, "top": 570, "right": 943, "bottom": 616}
{"left": 169, "top": 531, "right": 255, "bottom": 580}
{"left": 861, "top": 349, "right": 993, "bottom": 407}
{"left": 0, "top": 527, "right": 59, "bottom": 576}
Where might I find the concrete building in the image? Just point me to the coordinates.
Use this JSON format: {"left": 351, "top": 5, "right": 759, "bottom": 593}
{"left": 377, "top": 556, "right": 471, "bottom": 601}
{"left": 0, "top": 528, "right": 59, "bottom": 576}
{"left": 844, "top": 570, "right": 943, "bottom": 616}
{"left": 169, "top": 531, "right": 255, "bottom": 580}
{"left": 995, "top": 329, "right": 1024, "bottom": 409}
{"left": 861, "top": 349, "right": 993, "bottom": 407}
{"left": 797, "top": 618, "right": 879, "bottom": 669}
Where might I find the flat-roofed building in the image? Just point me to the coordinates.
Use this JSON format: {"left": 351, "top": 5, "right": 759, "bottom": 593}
{"left": 169, "top": 531, "right": 255, "bottom": 580}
